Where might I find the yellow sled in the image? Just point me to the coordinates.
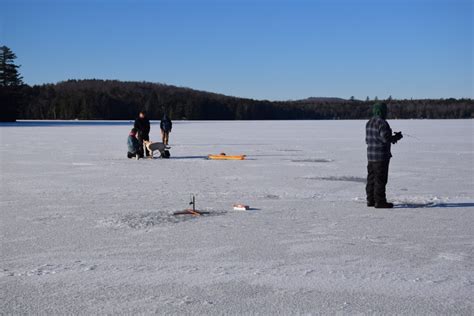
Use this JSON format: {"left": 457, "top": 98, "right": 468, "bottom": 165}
{"left": 208, "top": 153, "right": 246, "bottom": 160}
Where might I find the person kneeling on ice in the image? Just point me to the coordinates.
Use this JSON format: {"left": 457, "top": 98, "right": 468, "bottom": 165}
{"left": 365, "top": 102, "right": 403, "bottom": 208}
{"left": 127, "top": 128, "right": 143, "bottom": 159}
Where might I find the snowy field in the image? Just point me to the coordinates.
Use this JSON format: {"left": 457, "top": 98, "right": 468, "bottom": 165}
{"left": 1, "top": 120, "right": 473, "bottom": 315}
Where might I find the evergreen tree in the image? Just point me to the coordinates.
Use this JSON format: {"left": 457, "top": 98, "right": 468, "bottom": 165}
{"left": 0, "top": 46, "right": 24, "bottom": 121}
{"left": 0, "top": 46, "right": 23, "bottom": 87}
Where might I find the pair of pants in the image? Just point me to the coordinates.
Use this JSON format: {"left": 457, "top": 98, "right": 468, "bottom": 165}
{"left": 137, "top": 133, "right": 150, "bottom": 156}
{"left": 366, "top": 160, "right": 390, "bottom": 204}
{"left": 161, "top": 131, "right": 170, "bottom": 145}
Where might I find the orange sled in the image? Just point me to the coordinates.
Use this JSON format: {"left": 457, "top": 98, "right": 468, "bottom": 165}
{"left": 208, "top": 153, "right": 246, "bottom": 160}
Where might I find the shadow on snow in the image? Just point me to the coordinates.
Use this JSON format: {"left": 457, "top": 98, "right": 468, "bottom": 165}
{"left": 395, "top": 202, "right": 474, "bottom": 209}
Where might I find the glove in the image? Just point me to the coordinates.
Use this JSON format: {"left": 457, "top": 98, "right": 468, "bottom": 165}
{"left": 391, "top": 131, "right": 403, "bottom": 144}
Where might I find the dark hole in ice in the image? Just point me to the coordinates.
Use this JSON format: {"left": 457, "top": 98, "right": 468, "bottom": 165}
{"left": 103, "top": 210, "right": 226, "bottom": 229}
{"left": 277, "top": 149, "right": 303, "bottom": 152}
{"left": 305, "top": 176, "right": 366, "bottom": 183}
{"left": 292, "top": 158, "right": 333, "bottom": 163}
{"left": 263, "top": 194, "right": 280, "bottom": 200}
{"left": 394, "top": 202, "right": 474, "bottom": 209}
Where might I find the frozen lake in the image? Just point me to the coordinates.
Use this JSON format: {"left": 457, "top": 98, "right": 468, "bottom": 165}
{"left": 1, "top": 120, "right": 473, "bottom": 314}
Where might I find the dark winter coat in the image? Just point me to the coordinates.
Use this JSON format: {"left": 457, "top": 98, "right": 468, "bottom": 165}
{"left": 365, "top": 116, "right": 393, "bottom": 161}
{"left": 134, "top": 117, "right": 150, "bottom": 137}
{"left": 127, "top": 135, "right": 141, "bottom": 154}
{"left": 160, "top": 117, "right": 172, "bottom": 132}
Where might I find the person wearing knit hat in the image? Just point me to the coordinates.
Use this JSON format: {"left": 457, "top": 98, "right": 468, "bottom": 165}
{"left": 365, "top": 102, "right": 403, "bottom": 208}
{"left": 127, "top": 128, "right": 143, "bottom": 159}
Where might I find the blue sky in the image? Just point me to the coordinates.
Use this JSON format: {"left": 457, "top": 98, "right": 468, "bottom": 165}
{"left": 2, "top": 0, "right": 472, "bottom": 100}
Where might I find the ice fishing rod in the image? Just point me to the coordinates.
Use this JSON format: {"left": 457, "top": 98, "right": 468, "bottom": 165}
{"left": 403, "top": 133, "right": 420, "bottom": 141}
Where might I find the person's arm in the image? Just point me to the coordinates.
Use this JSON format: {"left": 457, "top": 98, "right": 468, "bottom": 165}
{"left": 169, "top": 120, "right": 172, "bottom": 131}
{"left": 379, "top": 120, "right": 403, "bottom": 144}
{"left": 365, "top": 121, "right": 370, "bottom": 145}
{"left": 378, "top": 120, "right": 392, "bottom": 144}
{"left": 134, "top": 119, "right": 139, "bottom": 130}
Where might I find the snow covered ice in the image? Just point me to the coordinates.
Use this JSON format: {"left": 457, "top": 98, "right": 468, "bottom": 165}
{"left": 1, "top": 120, "right": 473, "bottom": 314}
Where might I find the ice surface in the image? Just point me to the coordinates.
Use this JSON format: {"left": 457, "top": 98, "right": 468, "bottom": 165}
{"left": 1, "top": 120, "right": 473, "bottom": 314}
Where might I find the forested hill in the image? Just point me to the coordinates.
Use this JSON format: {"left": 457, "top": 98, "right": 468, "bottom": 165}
{"left": 15, "top": 80, "right": 474, "bottom": 120}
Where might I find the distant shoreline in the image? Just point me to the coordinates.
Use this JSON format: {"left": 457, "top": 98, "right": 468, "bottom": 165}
{"left": 6, "top": 80, "right": 472, "bottom": 121}
{"left": 1, "top": 118, "right": 472, "bottom": 128}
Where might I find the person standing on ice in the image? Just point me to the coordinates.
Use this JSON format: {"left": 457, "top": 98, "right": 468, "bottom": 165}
{"left": 160, "top": 114, "right": 172, "bottom": 145}
{"left": 365, "top": 102, "right": 403, "bottom": 208}
{"left": 134, "top": 111, "right": 151, "bottom": 156}
{"left": 127, "top": 128, "right": 143, "bottom": 159}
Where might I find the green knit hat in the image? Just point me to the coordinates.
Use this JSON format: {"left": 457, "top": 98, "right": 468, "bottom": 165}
{"left": 373, "top": 102, "right": 388, "bottom": 118}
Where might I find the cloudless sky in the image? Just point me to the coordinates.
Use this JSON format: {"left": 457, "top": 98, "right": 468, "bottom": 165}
{"left": 1, "top": 0, "right": 472, "bottom": 100}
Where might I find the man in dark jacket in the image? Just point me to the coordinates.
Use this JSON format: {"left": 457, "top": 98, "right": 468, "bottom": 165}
{"left": 160, "top": 114, "right": 172, "bottom": 145}
{"left": 365, "top": 103, "right": 403, "bottom": 208}
{"left": 134, "top": 111, "right": 151, "bottom": 156}
{"left": 127, "top": 128, "right": 143, "bottom": 159}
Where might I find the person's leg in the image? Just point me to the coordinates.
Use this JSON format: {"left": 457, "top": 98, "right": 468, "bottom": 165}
{"left": 374, "top": 160, "right": 391, "bottom": 207}
{"left": 164, "top": 132, "right": 169, "bottom": 145}
{"left": 366, "top": 162, "right": 375, "bottom": 206}
{"left": 135, "top": 138, "right": 144, "bottom": 159}
{"left": 161, "top": 130, "right": 165, "bottom": 144}
{"left": 136, "top": 134, "right": 144, "bottom": 156}
{"left": 143, "top": 134, "right": 150, "bottom": 156}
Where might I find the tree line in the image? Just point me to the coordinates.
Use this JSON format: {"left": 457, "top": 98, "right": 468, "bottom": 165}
{"left": 1, "top": 46, "right": 472, "bottom": 122}
{"left": 14, "top": 80, "right": 473, "bottom": 120}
